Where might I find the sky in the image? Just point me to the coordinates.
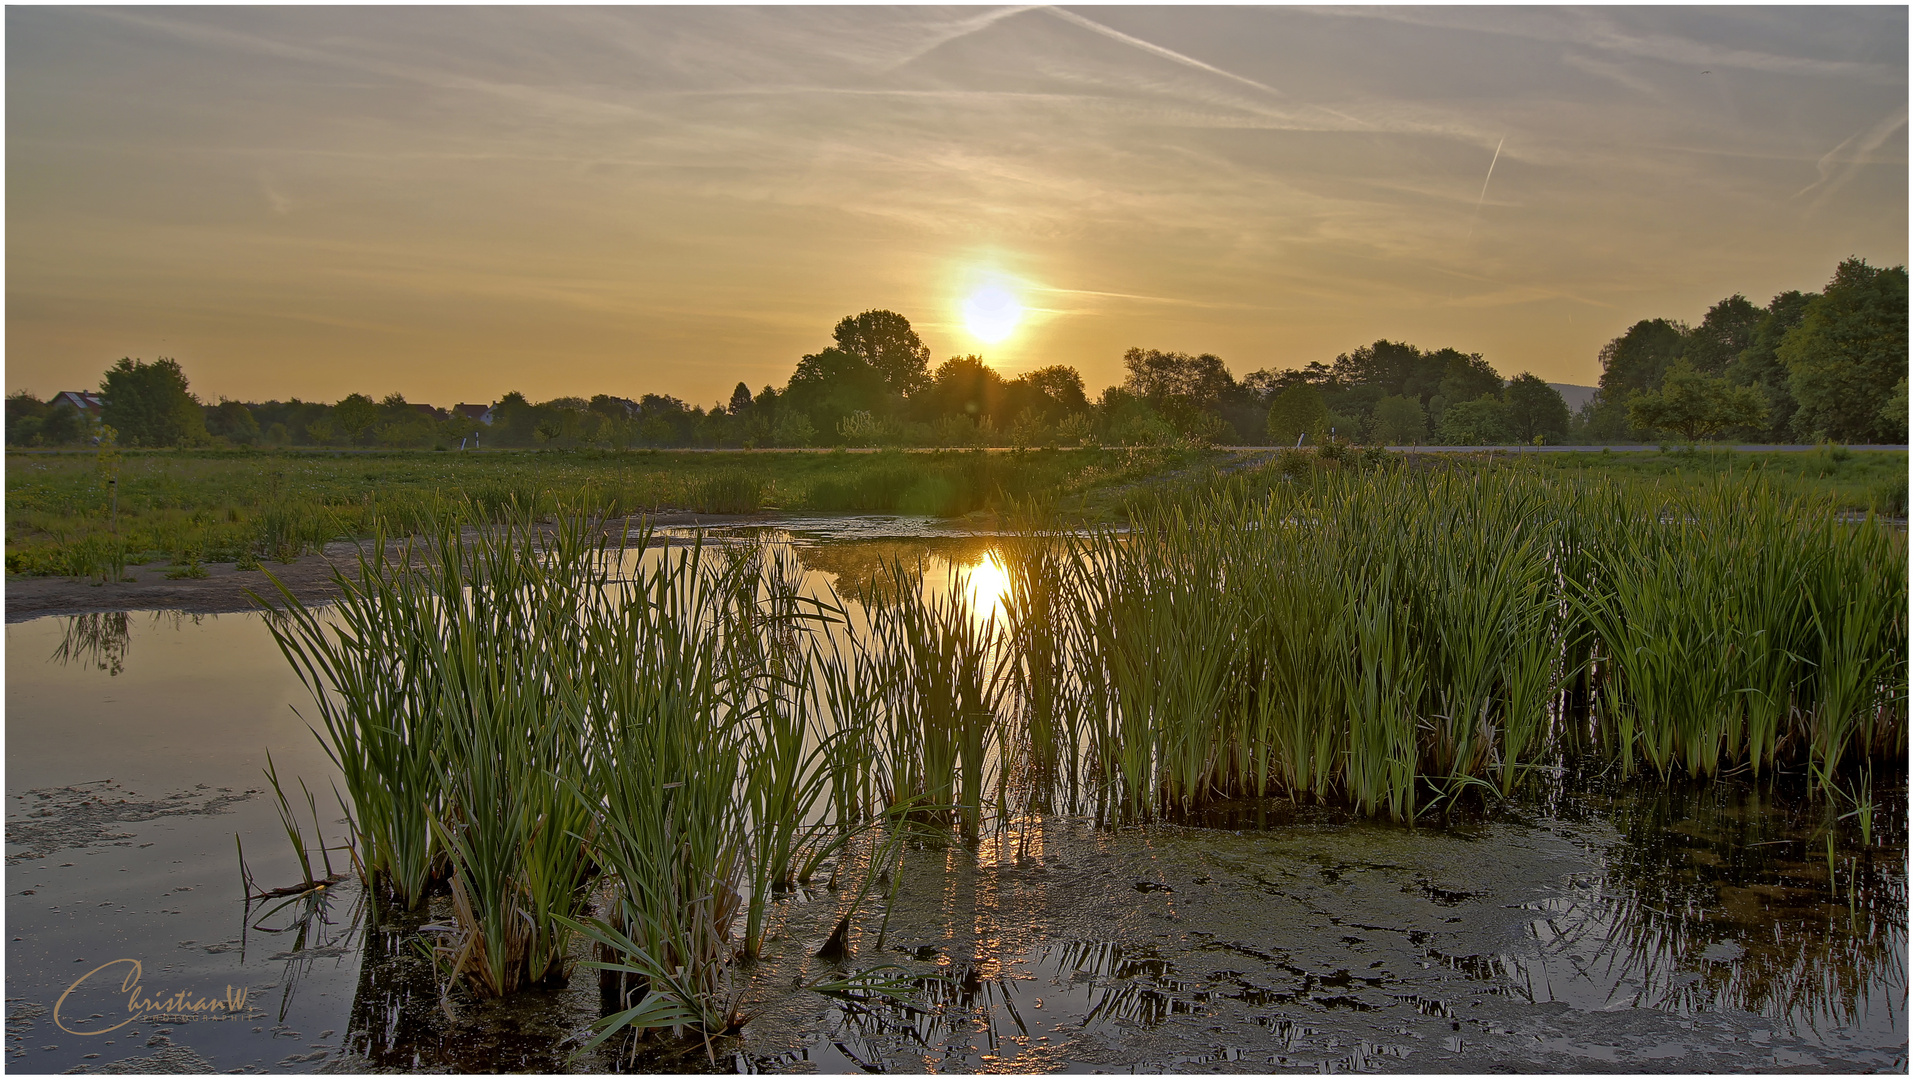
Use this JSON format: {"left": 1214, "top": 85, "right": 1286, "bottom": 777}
{"left": 6, "top": 5, "right": 1907, "bottom": 407}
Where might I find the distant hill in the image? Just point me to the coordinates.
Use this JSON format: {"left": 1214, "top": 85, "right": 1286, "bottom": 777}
{"left": 1549, "top": 383, "right": 1598, "bottom": 414}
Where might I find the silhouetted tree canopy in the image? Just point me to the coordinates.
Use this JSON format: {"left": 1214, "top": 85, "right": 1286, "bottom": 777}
{"left": 1685, "top": 294, "right": 1763, "bottom": 375}
{"left": 1598, "top": 319, "right": 1688, "bottom": 403}
{"left": 100, "top": 357, "right": 205, "bottom": 447}
{"left": 784, "top": 347, "right": 889, "bottom": 442}
{"left": 1435, "top": 350, "right": 1503, "bottom": 407}
{"left": 1121, "top": 348, "right": 1233, "bottom": 409}
{"left": 1502, "top": 374, "right": 1570, "bottom": 444}
{"left": 1022, "top": 365, "right": 1089, "bottom": 416}
{"left": 832, "top": 310, "right": 931, "bottom": 398}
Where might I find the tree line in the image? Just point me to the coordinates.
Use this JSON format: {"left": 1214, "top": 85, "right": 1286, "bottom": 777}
{"left": 1584, "top": 257, "right": 1906, "bottom": 445}
{"left": 6, "top": 257, "right": 1903, "bottom": 450}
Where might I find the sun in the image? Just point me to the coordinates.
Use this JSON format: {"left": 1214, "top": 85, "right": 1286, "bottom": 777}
{"left": 961, "top": 284, "right": 1023, "bottom": 344}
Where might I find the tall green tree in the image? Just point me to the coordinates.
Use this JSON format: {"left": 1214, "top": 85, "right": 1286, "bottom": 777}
{"left": 1434, "top": 350, "right": 1503, "bottom": 414}
{"left": 7, "top": 392, "right": 50, "bottom": 446}
{"left": 1880, "top": 378, "right": 1908, "bottom": 439}
{"left": 207, "top": 399, "right": 261, "bottom": 444}
{"left": 40, "top": 402, "right": 84, "bottom": 446}
{"left": 727, "top": 382, "right": 754, "bottom": 415}
{"left": 1120, "top": 348, "right": 1233, "bottom": 408}
{"left": 783, "top": 347, "right": 889, "bottom": 442}
{"left": 1021, "top": 365, "right": 1090, "bottom": 416}
{"left": 1582, "top": 319, "right": 1688, "bottom": 440}
{"left": 1331, "top": 340, "right": 1443, "bottom": 402}
{"left": 1626, "top": 359, "right": 1767, "bottom": 443}
{"left": 331, "top": 393, "right": 381, "bottom": 446}
{"left": 1597, "top": 318, "right": 1688, "bottom": 399}
{"left": 99, "top": 357, "right": 206, "bottom": 447}
{"left": 486, "top": 392, "right": 539, "bottom": 446}
{"left": 1683, "top": 294, "right": 1762, "bottom": 374}
{"left": 1369, "top": 395, "right": 1428, "bottom": 444}
{"left": 1120, "top": 348, "right": 1235, "bottom": 440}
{"left": 1502, "top": 374, "right": 1570, "bottom": 444}
{"left": 1779, "top": 258, "right": 1908, "bottom": 443}
{"left": 1437, "top": 394, "right": 1515, "bottom": 445}
{"left": 919, "top": 354, "right": 1006, "bottom": 422}
{"left": 1726, "top": 290, "right": 1815, "bottom": 442}
{"left": 1267, "top": 384, "right": 1329, "bottom": 445}
{"left": 831, "top": 310, "right": 931, "bottom": 398}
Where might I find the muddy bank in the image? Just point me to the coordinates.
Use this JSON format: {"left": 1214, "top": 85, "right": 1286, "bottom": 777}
{"left": 4, "top": 511, "right": 975, "bottom": 623}
{"left": 4, "top": 546, "right": 357, "bottom": 623}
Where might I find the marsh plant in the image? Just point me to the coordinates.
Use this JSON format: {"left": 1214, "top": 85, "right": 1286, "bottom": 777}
{"left": 1043, "top": 467, "right": 1903, "bottom": 820}
{"left": 258, "top": 466, "right": 1903, "bottom": 1053}
{"left": 261, "top": 504, "right": 919, "bottom": 1054}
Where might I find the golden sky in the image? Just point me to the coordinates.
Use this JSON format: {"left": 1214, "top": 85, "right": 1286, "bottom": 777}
{"left": 7, "top": 6, "right": 1907, "bottom": 407}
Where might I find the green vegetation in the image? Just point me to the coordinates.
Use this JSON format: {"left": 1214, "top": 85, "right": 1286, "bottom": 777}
{"left": 7, "top": 445, "right": 1905, "bottom": 580}
{"left": 1046, "top": 467, "right": 1904, "bottom": 820}
{"left": 1588, "top": 258, "right": 1908, "bottom": 444}
{"left": 255, "top": 463, "right": 1903, "bottom": 1054}
{"left": 1625, "top": 359, "right": 1768, "bottom": 442}
{"left": 261, "top": 511, "right": 912, "bottom": 1053}
{"left": 99, "top": 357, "right": 209, "bottom": 447}
{"left": 1517, "top": 447, "right": 1908, "bottom": 518}
{"left": 5, "top": 446, "right": 1187, "bottom": 578}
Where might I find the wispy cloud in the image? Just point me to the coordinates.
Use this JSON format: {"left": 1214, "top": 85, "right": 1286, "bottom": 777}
{"left": 883, "top": 6, "right": 1044, "bottom": 71}
{"left": 1796, "top": 106, "right": 1909, "bottom": 207}
{"left": 6, "top": 6, "right": 1904, "bottom": 402}
{"left": 1299, "top": 7, "right": 1904, "bottom": 84}
{"left": 1559, "top": 51, "right": 1663, "bottom": 99}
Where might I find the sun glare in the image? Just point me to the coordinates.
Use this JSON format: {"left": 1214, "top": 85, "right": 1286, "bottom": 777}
{"left": 962, "top": 551, "right": 1011, "bottom": 622}
{"left": 962, "top": 284, "right": 1023, "bottom": 344}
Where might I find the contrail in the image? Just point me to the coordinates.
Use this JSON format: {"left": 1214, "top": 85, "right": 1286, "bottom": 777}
{"left": 1043, "top": 7, "right": 1283, "bottom": 97}
{"left": 1465, "top": 135, "right": 1505, "bottom": 241}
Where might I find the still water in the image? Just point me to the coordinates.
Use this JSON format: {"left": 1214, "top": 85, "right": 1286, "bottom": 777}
{"left": 6, "top": 532, "right": 1906, "bottom": 1073}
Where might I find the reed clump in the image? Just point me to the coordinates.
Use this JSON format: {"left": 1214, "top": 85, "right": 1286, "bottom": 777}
{"left": 261, "top": 503, "right": 912, "bottom": 1053}
{"left": 1014, "top": 466, "right": 1904, "bottom": 821}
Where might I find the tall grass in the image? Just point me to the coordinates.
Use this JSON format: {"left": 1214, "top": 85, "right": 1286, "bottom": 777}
{"left": 1000, "top": 466, "right": 1905, "bottom": 822}
{"left": 255, "top": 463, "right": 1902, "bottom": 1051}
{"left": 262, "top": 503, "right": 915, "bottom": 1051}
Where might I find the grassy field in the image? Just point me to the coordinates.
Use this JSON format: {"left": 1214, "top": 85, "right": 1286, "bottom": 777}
{"left": 1516, "top": 446, "right": 1907, "bottom": 513}
{"left": 3, "top": 446, "right": 1197, "bottom": 578}
{"left": 5, "top": 444, "right": 1904, "bottom": 579}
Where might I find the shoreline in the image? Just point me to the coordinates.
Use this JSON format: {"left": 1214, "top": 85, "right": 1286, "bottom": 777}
{"left": 2, "top": 509, "right": 1017, "bottom": 622}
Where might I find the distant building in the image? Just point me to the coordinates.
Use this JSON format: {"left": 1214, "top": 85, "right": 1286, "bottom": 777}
{"left": 53, "top": 391, "right": 103, "bottom": 418}
{"left": 411, "top": 403, "right": 443, "bottom": 420}
{"left": 453, "top": 402, "right": 494, "bottom": 425}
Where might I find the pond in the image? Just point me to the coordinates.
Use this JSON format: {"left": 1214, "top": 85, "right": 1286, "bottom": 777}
{"left": 6, "top": 530, "right": 1907, "bottom": 1073}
